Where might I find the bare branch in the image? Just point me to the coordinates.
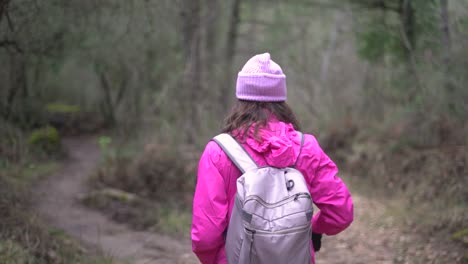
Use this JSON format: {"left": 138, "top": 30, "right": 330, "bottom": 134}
{"left": 5, "top": 5, "right": 14, "bottom": 31}
{"left": 243, "top": 19, "right": 271, "bottom": 27}
{"left": 321, "top": 9, "right": 344, "bottom": 83}
{"left": 257, "top": 0, "right": 341, "bottom": 9}
{"left": 398, "top": 11, "right": 422, "bottom": 99}
{"left": 114, "top": 68, "right": 128, "bottom": 107}
{"left": 97, "top": 66, "right": 117, "bottom": 125}
{"left": 0, "top": 39, "right": 23, "bottom": 53}
{"left": 0, "top": 0, "right": 10, "bottom": 24}
{"left": 348, "top": 0, "right": 400, "bottom": 13}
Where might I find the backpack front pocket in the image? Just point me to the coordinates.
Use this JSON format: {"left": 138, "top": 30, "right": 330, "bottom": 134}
{"left": 237, "top": 227, "right": 255, "bottom": 264}
{"left": 241, "top": 224, "right": 311, "bottom": 264}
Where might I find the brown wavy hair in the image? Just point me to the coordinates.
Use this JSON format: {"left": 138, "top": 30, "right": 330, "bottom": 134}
{"left": 222, "top": 100, "right": 301, "bottom": 141}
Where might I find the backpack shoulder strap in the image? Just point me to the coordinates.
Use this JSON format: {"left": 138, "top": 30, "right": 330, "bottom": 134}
{"left": 293, "top": 131, "right": 305, "bottom": 167}
{"left": 213, "top": 133, "right": 258, "bottom": 173}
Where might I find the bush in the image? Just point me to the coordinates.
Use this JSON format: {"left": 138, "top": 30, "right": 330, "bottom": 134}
{"left": 0, "top": 121, "right": 26, "bottom": 163}
{"left": 27, "top": 126, "right": 61, "bottom": 156}
{"left": 321, "top": 115, "right": 468, "bottom": 254}
{"left": 45, "top": 103, "right": 105, "bottom": 134}
{"left": 81, "top": 188, "right": 160, "bottom": 231}
{"left": 87, "top": 141, "right": 197, "bottom": 235}
{"left": 0, "top": 240, "right": 35, "bottom": 264}
{"left": 94, "top": 143, "right": 196, "bottom": 204}
{"left": 45, "top": 103, "right": 80, "bottom": 134}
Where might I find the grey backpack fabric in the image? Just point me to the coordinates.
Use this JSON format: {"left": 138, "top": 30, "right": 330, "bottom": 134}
{"left": 213, "top": 133, "right": 313, "bottom": 264}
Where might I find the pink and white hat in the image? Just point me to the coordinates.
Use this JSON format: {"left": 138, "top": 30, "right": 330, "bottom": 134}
{"left": 236, "top": 53, "right": 287, "bottom": 102}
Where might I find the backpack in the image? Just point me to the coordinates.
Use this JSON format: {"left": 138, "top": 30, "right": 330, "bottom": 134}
{"left": 213, "top": 133, "right": 313, "bottom": 264}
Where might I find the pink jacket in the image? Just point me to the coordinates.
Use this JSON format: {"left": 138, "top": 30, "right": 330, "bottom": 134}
{"left": 191, "top": 120, "right": 354, "bottom": 264}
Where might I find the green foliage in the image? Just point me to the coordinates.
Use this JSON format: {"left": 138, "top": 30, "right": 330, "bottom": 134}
{"left": 0, "top": 122, "right": 26, "bottom": 163}
{"left": 0, "top": 240, "right": 35, "bottom": 264}
{"left": 85, "top": 138, "right": 197, "bottom": 235}
{"left": 354, "top": 0, "right": 439, "bottom": 63}
{"left": 357, "top": 23, "right": 403, "bottom": 62}
{"left": 452, "top": 228, "right": 468, "bottom": 246}
{"left": 27, "top": 126, "right": 61, "bottom": 155}
{"left": 94, "top": 141, "right": 196, "bottom": 201}
{"left": 1, "top": 0, "right": 186, "bottom": 131}
{"left": 0, "top": 124, "right": 60, "bottom": 185}
{"left": 21, "top": 162, "right": 59, "bottom": 182}
{"left": 28, "top": 127, "right": 59, "bottom": 146}
{"left": 46, "top": 103, "right": 81, "bottom": 114}
{"left": 98, "top": 136, "right": 112, "bottom": 150}
{"left": 156, "top": 208, "right": 192, "bottom": 236}
{"left": 350, "top": 0, "right": 468, "bottom": 123}
{"left": 98, "top": 136, "right": 116, "bottom": 162}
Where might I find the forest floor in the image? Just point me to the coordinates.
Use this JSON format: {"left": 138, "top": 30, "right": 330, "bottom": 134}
{"left": 34, "top": 136, "right": 465, "bottom": 264}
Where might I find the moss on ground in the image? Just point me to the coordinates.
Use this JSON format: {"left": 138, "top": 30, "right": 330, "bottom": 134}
{"left": 46, "top": 103, "right": 81, "bottom": 114}
{"left": 452, "top": 228, "right": 468, "bottom": 246}
{"left": 28, "top": 126, "right": 59, "bottom": 145}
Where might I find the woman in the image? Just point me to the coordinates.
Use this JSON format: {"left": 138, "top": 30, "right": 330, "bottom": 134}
{"left": 191, "top": 53, "right": 353, "bottom": 264}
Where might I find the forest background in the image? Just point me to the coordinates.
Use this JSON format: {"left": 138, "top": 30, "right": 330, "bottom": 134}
{"left": 0, "top": 0, "right": 467, "bottom": 263}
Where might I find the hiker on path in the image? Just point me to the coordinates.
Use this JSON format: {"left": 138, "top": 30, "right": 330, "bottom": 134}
{"left": 191, "top": 53, "right": 354, "bottom": 264}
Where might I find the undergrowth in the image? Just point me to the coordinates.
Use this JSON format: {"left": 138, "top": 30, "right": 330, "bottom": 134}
{"left": 85, "top": 137, "right": 197, "bottom": 237}
{"left": 323, "top": 114, "right": 468, "bottom": 259}
{"left": 0, "top": 167, "right": 115, "bottom": 264}
{"left": 0, "top": 121, "right": 115, "bottom": 263}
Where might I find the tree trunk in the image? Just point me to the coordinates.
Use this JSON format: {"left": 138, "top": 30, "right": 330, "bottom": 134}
{"left": 97, "top": 69, "right": 116, "bottom": 126}
{"left": 189, "top": 26, "right": 202, "bottom": 144}
{"left": 439, "top": 0, "right": 454, "bottom": 112}
{"left": 181, "top": 0, "right": 202, "bottom": 144}
{"left": 202, "top": 0, "right": 219, "bottom": 106}
{"left": 320, "top": 9, "right": 344, "bottom": 84}
{"left": 439, "top": 0, "right": 451, "bottom": 65}
{"left": 204, "top": 0, "right": 219, "bottom": 66}
{"left": 4, "top": 53, "right": 19, "bottom": 120}
{"left": 399, "top": 0, "right": 415, "bottom": 58}
{"left": 0, "top": 0, "right": 10, "bottom": 25}
{"left": 398, "top": 0, "right": 420, "bottom": 103}
{"left": 221, "top": 0, "right": 241, "bottom": 116}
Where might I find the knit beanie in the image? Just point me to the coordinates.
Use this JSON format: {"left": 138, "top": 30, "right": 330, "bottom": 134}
{"left": 236, "top": 53, "right": 287, "bottom": 102}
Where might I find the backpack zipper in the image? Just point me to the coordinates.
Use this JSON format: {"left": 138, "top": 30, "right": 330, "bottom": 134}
{"left": 246, "top": 223, "right": 310, "bottom": 236}
{"left": 244, "top": 192, "right": 311, "bottom": 209}
{"left": 245, "top": 227, "right": 256, "bottom": 264}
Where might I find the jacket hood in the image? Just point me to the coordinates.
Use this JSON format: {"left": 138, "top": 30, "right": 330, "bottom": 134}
{"left": 241, "top": 120, "right": 301, "bottom": 168}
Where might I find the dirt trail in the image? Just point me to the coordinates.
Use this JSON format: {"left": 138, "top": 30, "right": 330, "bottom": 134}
{"left": 35, "top": 137, "right": 198, "bottom": 264}
{"left": 317, "top": 186, "right": 464, "bottom": 264}
{"left": 318, "top": 194, "right": 397, "bottom": 264}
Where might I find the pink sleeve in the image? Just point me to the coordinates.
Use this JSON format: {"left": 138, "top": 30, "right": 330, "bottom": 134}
{"left": 305, "top": 136, "right": 354, "bottom": 235}
{"left": 191, "top": 141, "right": 229, "bottom": 264}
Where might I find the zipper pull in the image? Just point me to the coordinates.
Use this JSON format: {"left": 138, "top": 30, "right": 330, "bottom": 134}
{"left": 245, "top": 227, "right": 256, "bottom": 235}
{"left": 294, "top": 193, "right": 300, "bottom": 201}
